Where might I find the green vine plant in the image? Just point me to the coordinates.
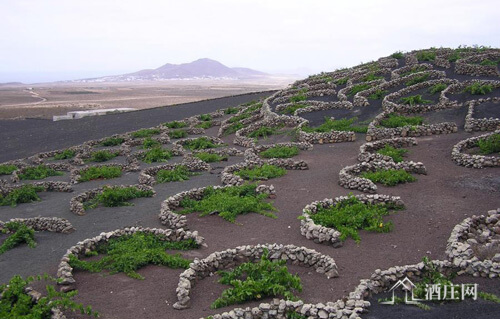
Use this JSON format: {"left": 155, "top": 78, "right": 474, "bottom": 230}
{"left": 0, "top": 274, "right": 98, "bottom": 318}
{"left": 0, "top": 185, "right": 44, "bottom": 207}
{"left": 211, "top": 249, "right": 302, "bottom": 309}
{"left": 0, "top": 222, "right": 37, "bottom": 255}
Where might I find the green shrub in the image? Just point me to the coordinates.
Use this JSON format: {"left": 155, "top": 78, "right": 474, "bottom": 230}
{"left": 479, "top": 292, "right": 500, "bottom": 304}
{"left": 224, "top": 107, "right": 239, "bottom": 114}
{"left": 448, "top": 51, "right": 461, "bottom": 62}
{"left": 19, "top": 165, "right": 64, "bottom": 180}
{"left": 348, "top": 83, "right": 371, "bottom": 96}
{"left": 68, "top": 232, "right": 197, "bottom": 279}
{"left": 142, "top": 137, "right": 161, "bottom": 149}
{"left": 195, "top": 121, "right": 213, "bottom": 129}
{"left": 99, "top": 137, "right": 125, "bottom": 146}
{"left": 361, "top": 73, "right": 384, "bottom": 82}
{"left": 168, "top": 129, "right": 188, "bottom": 139}
{"left": 405, "top": 74, "right": 429, "bottom": 86}
{"left": 0, "top": 222, "right": 36, "bottom": 254}
{"left": 0, "top": 274, "right": 98, "bottom": 318}
{"left": 0, "top": 185, "right": 44, "bottom": 207}
{"left": 87, "top": 150, "right": 119, "bottom": 162}
{"left": 361, "top": 169, "right": 417, "bottom": 186}
{"left": 248, "top": 125, "right": 285, "bottom": 139}
{"left": 377, "top": 145, "right": 408, "bottom": 163}
{"left": 391, "top": 51, "right": 404, "bottom": 59}
{"left": 368, "top": 89, "right": 388, "bottom": 100}
{"left": 131, "top": 128, "right": 161, "bottom": 138}
{"left": 260, "top": 146, "right": 299, "bottom": 158}
{"left": 194, "top": 152, "right": 228, "bottom": 162}
{"left": 400, "top": 66, "right": 427, "bottom": 77}
{"left": 53, "top": 149, "right": 76, "bottom": 160}
{"left": 480, "top": 59, "right": 499, "bottom": 66}
{"left": 428, "top": 83, "right": 448, "bottom": 94}
{"left": 464, "top": 83, "right": 493, "bottom": 95}
{"left": 199, "top": 114, "right": 212, "bottom": 121}
{"left": 399, "top": 95, "right": 432, "bottom": 106}
{"left": 289, "top": 89, "right": 307, "bottom": 103}
{"left": 241, "top": 102, "right": 262, "bottom": 114}
{"left": 211, "top": 249, "right": 302, "bottom": 309}
{"left": 236, "top": 164, "right": 287, "bottom": 181}
{"left": 335, "top": 78, "right": 348, "bottom": 85}
{"left": 156, "top": 166, "right": 198, "bottom": 183}
{"left": 228, "top": 113, "right": 251, "bottom": 123}
{"left": 179, "top": 184, "right": 277, "bottom": 223}
{"left": 308, "top": 194, "right": 403, "bottom": 242}
{"left": 78, "top": 166, "right": 122, "bottom": 182}
{"left": 280, "top": 104, "right": 307, "bottom": 115}
{"left": 83, "top": 186, "right": 154, "bottom": 210}
{"left": 379, "top": 114, "right": 424, "bottom": 128}
{"left": 302, "top": 117, "right": 368, "bottom": 133}
{"left": 140, "top": 147, "right": 173, "bottom": 163}
{"left": 0, "top": 164, "right": 17, "bottom": 175}
{"left": 416, "top": 50, "right": 436, "bottom": 61}
{"left": 163, "top": 121, "right": 188, "bottom": 129}
{"left": 477, "top": 133, "right": 500, "bottom": 155}
{"left": 224, "top": 122, "right": 244, "bottom": 135}
{"left": 182, "top": 137, "right": 220, "bottom": 150}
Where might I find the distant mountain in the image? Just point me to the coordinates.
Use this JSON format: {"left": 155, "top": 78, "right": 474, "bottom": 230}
{"left": 0, "top": 82, "right": 24, "bottom": 86}
{"left": 75, "top": 58, "right": 268, "bottom": 82}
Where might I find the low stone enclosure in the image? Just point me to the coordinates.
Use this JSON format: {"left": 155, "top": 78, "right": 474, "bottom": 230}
{"left": 56, "top": 227, "right": 205, "bottom": 288}
{"left": 69, "top": 184, "right": 156, "bottom": 216}
{"left": 0, "top": 217, "right": 74, "bottom": 233}
{"left": 69, "top": 162, "right": 140, "bottom": 184}
{"left": 464, "top": 97, "right": 500, "bottom": 132}
{"left": 173, "top": 243, "right": 339, "bottom": 310}
{"left": 138, "top": 155, "right": 211, "bottom": 186}
{"left": 10, "top": 162, "right": 73, "bottom": 183}
{"left": 451, "top": 130, "right": 500, "bottom": 168}
{"left": 455, "top": 51, "right": 500, "bottom": 76}
{"left": 357, "top": 137, "right": 417, "bottom": 163}
{"left": 300, "top": 194, "right": 404, "bottom": 247}
{"left": 158, "top": 184, "right": 276, "bottom": 230}
{"left": 0, "top": 181, "right": 73, "bottom": 197}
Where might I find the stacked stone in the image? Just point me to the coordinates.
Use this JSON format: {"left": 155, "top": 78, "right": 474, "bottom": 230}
{"left": 441, "top": 80, "right": 500, "bottom": 107}
{"left": 464, "top": 98, "right": 500, "bottom": 132}
{"left": 300, "top": 194, "right": 404, "bottom": 247}
{"left": 446, "top": 208, "right": 500, "bottom": 277}
{"left": 173, "top": 243, "right": 339, "bottom": 310}
{"left": 297, "top": 128, "right": 356, "bottom": 144}
{"left": 338, "top": 160, "right": 426, "bottom": 193}
{"left": 271, "top": 89, "right": 338, "bottom": 105}
{"left": 378, "top": 57, "right": 399, "bottom": 69}
{"left": 455, "top": 52, "right": 500, "bottom": 76}
{"left": 338, "top": 78, "right": 385, "bottom": 102}
{"left": 130, "top": 144, "right": 184, "bottom": 165}
{"left": 83, "top": 133, "right": 129, "bottom": 148}
{"left": 234, "top": 116, "right": 303, "bottom": 147}
{"left": 35, "top": 145, "right": 89, "bottom": 164}
{"left": 358, "top": 137, "right": 417, "bottom": 162}
{"left": 0, "top": 217, "right": 74, "bottom": 233}
{"left": 191, "top": 147, "right": 244, "bottom": 157}
{"left": 56, "top": 227, "right": 204, "bottom": 289}
{"left": 253, "top": 142, "right": 313, "bottom": 153}
{"left": 10, "top": 162, "right": 73, "bottom": 183}
{"left": 173, "top": 136, "right": 225, "bottom": 150}
{"left": 349, "top": 68, "right": 391, "bottom": 84}
{"left": 138, "top": 156, "right": 211, "bottom": 186}
{"left": 159, "top": 184, "right": 275, "bottom": 229}
{"left": 72, "top": 147, "right": 130, "bottom": 167}
{"left": 69, "top": 184, "right": 156, "bottom": 215}
{"left": 390, "top": 63, "right": 434, "bottom": 79}
{"left": 70, "top": 163, "right": 138, "bottom": 184}
{"left": 0, "top": 181, "right": 73, "bottom": 196}
{"left": 405, "top": 53, "right": 418, "bottom": 66}
{"left": 451, "top": 130, "right": 500, "bottom": 168}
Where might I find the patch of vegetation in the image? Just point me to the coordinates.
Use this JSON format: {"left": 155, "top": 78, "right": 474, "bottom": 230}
{"left": 377, "top": 145, "right": 408, "bottom": 163}
{"left": 228, "top": 113, "right": 251, "bottom": 123}
{"left": 0, "top": 222, "right": 36, "bottom": 254}
{"left": 479, "top": 59, "right": 500, "bottom": 66}
{"left": 391, "top": 51, "right": 404, "bottom": 59}
{"left": 0, "top": 185, "right": 44, "bottom": 207}
{"left": 260, "top": 146, "right": 299, "bottom": 158}
{"left": 361, "top": 169, "right": 417, "bottom": 186}
{"left": 0, "top": 274, "right": 97, "bottom": 318}
{"left": 289, "top": 89, "right": 307, "bottom": 103}
{"left": 194, "top": 152, "right": 228, "bottom": 163}
{"left": 182, "top": 137, "right": 220, "bottom": 150}
{"left": 131, "top": 128, "right": 161, "bottom": 138}
{"left": 195, "top": 121, "right": 213, "bottom": 129}
{"left": 168, "top": 129, "right": 188, "bottom": 139}
{"left": 399, "top": 95, "right": 432, "bottom": 106}
{"left": 479, "top": 292, "right": 500, "bottom": 304}
{"left": 199, "top": 114, "right": 212, "bottom": 122}
{"left": 368, "top": 89, "right": 388, "bottom": 100}
{"left": 463, "top": 83, "right": 493, "bottom": 95}
{"left": 0, "top": 164, "right": 17, "bottom": 175}
{"left": 78, "top": 166, "right": 122, "bottom": 182}
{"left": 18, "top": 165, "right": 64, "bottom": 180}
{"left": 302, "top": 117, "right": 368, "bottom": 133}
{"left": 53, "top": 149, "right": 76, "bottom": 160}
{"left": 280, "top": 103, "right": 308, "bottom": 115}
{"left": 211, "top": 249, "right": 302, "bottom": 309}
{"left": 99, "top": 137, "right": 125, "bottom": 147}
{"left": 379, "top": 113, "right": 424, "bottom": 128}
{"left": 448, "top": 51, "right": 462, "bottom": 63}
{"left": 241, "top": 102, "right": 262, "bottom": 114}
{"left": 361, "top": 73, "right": 384, "bottom": 82}
{"left": 68, "top": 232, "right": 197, "bottom": 279}
{"left": 224, "top": 122, "right": 244, "bottom": 135}
{"left": 87, "top": 150, "right": 119, "bottom": 163}
{"left": 142, "top": 137, "right": 161, "bottom": 149}
{"left": 477, "top": 133, "right": 500, "bottom": 155}
{"left": 429, "top": 83, "right": 448, "bottom": 94}
{"left": 416, "top": 50, "right": 436, "bottom": 62}
{"left": 163, "top": 121, "right": 188, "bottom": 129}
{"left": 235, "top": 164, "right": 287, "bottom": 181}
{"left": 224, "top": 107, "right": 239, "bottom": 114}
{"left": 83, "top": 186, "right": 154, "bottom": 210}
{"left": 405, "top": 74, "right": 429, "bottom": 86}
{"left": 400, "top": 66, "right": 427, "bottom": 77}
{"left": 307, "top": 194, "right": 403, "bottom": 243}
{"left": 348, "top": 83, "right": 371, "bottom": 96}
{"left": 179, "top": 184, "right": 277, "bottom": 223}
{"left": 140, "top": 147, "right": 173, "bottom": 163}
{"left": 335, "top": 77, "right": 348, "bottom": 85}
{"left": 156, "top": 165, "right": 198, "bottom": 183}
{"left": 248, "top": 125, "right": 285, "bottom": 139}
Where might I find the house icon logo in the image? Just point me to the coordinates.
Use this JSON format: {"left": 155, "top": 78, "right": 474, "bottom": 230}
{"left": 380, "top": 277, "right": 422, "bottom": 305}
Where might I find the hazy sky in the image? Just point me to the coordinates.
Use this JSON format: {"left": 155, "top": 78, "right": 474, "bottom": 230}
{"left": 1, "top": 0, "right": 499, "bottom": 83}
